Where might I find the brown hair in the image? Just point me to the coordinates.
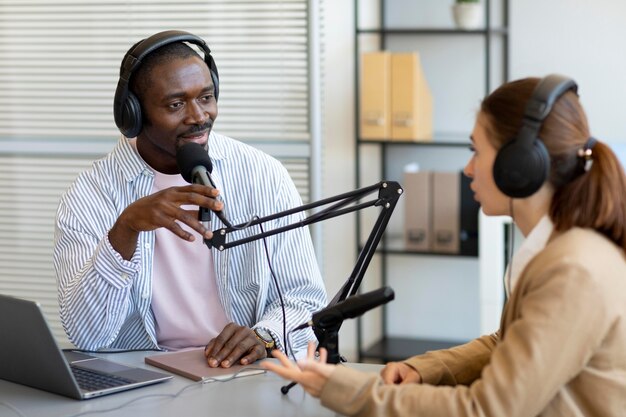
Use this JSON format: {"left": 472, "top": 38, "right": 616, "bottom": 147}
{"left": 481, "top": 77, "right": 626, "bottom": 252}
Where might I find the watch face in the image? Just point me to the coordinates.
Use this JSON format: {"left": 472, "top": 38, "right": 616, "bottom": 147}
{"left": 255, "top": 328, "right": 273, "bottom": 343}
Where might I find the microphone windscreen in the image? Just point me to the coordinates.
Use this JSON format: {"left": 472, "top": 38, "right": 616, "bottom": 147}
{"left": 176, "top": 142, "right": 213, "bottom": 183}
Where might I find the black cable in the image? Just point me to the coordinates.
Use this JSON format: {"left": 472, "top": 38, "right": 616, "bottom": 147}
{"left": 256, "top": 221, "right": 305, "bottom": 395}
{"left": 223, "top": 213, "right": 256, "bottom": 231}
{"left": 506, "top": 199, "right": 515, "bottom": 298}
{"left": 257, "top": 221, "right": 294, "bottom": 361}
{"left": 208, "top": 212, "right": 290, "bottom": 357}
{"left": 280, "top": 327, "right": 307, "bottom": 394}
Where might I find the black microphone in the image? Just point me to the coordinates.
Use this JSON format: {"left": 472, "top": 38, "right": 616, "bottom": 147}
{"left": 175, "top": 142, "right": 232, "bottom": 229}
{"left": 294, "top": 286, "right": 395, "bottom": 330}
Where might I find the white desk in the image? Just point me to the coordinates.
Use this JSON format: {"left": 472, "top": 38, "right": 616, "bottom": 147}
{"left": 0, "top": 351, "right": 382, "bottom": 417}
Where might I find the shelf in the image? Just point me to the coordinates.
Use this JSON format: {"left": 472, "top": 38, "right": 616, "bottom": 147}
{"left": 358, "top": 131, "right": 471, "bottom": 147}
{"left": 354, "top": 0, "right": 508, "bottom": 364}
{"left": 357, "top": 27, "right": 508, "bottom": 36}
{"left": 360, "top": 336, "right": 465, "bottom": 362}
{"left": 377, "top": 248, "right": 478, "bottom": 257}
{"left": 374, "top": 234, "right": 478, "bottom": 257}
{"left": 360, "top": 241, "right": 479, "bottom": 258}
{"left": 358, "top": 139, "right": 469, "bottom": 148}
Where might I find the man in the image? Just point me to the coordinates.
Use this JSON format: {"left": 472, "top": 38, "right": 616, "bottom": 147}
{"left": 54, "top": 30, "right": 327, "bottom": 368}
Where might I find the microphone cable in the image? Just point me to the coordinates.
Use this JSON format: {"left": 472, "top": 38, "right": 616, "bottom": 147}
{"left": 257, "top": 221, "right": 295, "bottom": 362}
{"left": 222, "top": 214, "right": 255, "bottom": 231}
{"left": 505, "top": 199, "right": 516, "bottom": 300}
{"left": 234, "top": 218, "right": 299, "bottom": 395}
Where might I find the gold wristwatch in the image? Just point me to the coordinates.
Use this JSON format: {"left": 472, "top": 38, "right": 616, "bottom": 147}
{"left": 254, "top": 328, "right": 276, "bottom": 354}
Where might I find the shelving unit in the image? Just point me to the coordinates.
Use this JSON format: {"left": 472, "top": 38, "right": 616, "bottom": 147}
{"left": 355, "top": 0, "right": 509, "bottom": 363}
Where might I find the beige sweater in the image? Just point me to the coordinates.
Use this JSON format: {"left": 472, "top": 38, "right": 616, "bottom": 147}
{"left": 320, "top": 228, "right": 626, "bottom": 416}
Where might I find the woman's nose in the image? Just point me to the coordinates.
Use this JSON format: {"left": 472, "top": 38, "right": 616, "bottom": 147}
{"left": 463, "top": 158, "right": 474, "bottom": 178}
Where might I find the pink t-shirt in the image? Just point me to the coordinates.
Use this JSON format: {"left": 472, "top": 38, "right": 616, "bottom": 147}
{"left": 148, "top": 165, "right": 230, "bottom": 350}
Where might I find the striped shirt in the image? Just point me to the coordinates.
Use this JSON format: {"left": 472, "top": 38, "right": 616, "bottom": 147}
{"left": 54, "top": 132, "right": 327, "bottom": 353}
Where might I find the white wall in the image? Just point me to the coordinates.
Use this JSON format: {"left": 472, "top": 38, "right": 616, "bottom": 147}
{"left": 510, "top": 0, "right": 626, "bottom": 142}
{"left": 319, "top": 0, "right": 360, "bottom": 357}
{"left": 321, "top": 0, "right": 626, "bottom": 360}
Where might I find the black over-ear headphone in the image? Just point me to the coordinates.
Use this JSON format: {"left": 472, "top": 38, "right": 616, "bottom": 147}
{"left": 492, "top": 74, "right": 578, "bottom": 198}
{"left": 113, "top": 30, "right": 219, "bottom": 138}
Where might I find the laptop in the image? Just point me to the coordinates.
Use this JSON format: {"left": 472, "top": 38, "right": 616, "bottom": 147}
{"left": 0, "top": 294, "right": 173, "bottom": 400}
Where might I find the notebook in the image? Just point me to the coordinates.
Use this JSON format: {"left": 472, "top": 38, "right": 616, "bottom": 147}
{"left": 0, "top": 294, "right": 173, "bottom": 400}
{"left": 145, "top": 348, "right": 265, "bottom": 382}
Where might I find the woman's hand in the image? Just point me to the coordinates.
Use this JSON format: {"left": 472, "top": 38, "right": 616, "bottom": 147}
{"left": 380, "top": 361, "right": 422, "bottom": 385}
{"left": 261, "top": 341, "right": 336, "bottom": 398}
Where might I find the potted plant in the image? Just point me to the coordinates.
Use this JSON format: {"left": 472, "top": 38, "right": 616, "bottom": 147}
{"left": 452, "top": 0, "right": 483, "bottom": 30}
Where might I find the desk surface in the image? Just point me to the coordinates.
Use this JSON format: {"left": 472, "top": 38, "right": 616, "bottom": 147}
{"left": 0, "top": 351, "right": 382, "bottom": 417}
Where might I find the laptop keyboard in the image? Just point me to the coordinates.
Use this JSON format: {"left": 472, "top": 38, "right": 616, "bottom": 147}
{"left": 71, "top": 366, "right": 135, "bottom": 391}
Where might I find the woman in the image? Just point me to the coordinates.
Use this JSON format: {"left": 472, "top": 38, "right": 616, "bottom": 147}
{"left": 262, "top": 75, "right": 626, "bottom": 416}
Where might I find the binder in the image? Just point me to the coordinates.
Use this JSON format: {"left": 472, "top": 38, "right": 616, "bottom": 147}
{"left": 431, "top": 171, "right": 480, "bottom": 255}
{"left": 432, "top": 171, "right": 460, "bottom": 253}
{"left": 459, "top": 173, "right": 480, "bottom": 256}
{"left": 403, "top": 171, "right": 432, "bottom": 251}
{"left": 390, "top": 53, "right": 433, "bottom": 142}
{"left": 360, "top": 52, "right": 391, "bottom": 140}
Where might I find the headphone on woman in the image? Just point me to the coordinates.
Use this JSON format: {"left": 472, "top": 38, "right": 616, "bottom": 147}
{"left": 492, "top": 74, "right": 578, "bottom": 198}
{"left": 113, "top": 30, "right": 219, "bottom": 138}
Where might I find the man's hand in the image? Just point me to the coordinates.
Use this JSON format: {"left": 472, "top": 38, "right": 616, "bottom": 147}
{"left": 380, "top": 361, "right": 422, "bottom": 384}
{"left": 109, "top": 184, "right": 222, "bottom": 259}
{"left": 204, "top": 323, "right": 266, "bottom": 368}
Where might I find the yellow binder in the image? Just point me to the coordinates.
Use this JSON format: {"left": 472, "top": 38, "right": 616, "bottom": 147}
{"left": 359, "top": 52, "right": 391, "bottom": 140}
{"left": 390, "top": 53, "right": 433, "bottom": 141}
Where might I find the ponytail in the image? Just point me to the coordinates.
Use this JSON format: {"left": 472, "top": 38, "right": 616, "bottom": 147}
{"left": 551, "top": 141, "right": 626, "bottom": 252}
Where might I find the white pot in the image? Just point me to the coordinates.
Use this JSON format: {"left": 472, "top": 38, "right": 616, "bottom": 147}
{"left": 452, "top": 3, "right": 483, "bottom": 30}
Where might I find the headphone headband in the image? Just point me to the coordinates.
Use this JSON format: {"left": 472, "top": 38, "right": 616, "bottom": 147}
{"left": 120, "top": 31, "right": 212, "bottom": 81}
{"left": 113, "top": 30, "right": 219, "bottom": 138}
{"left": 517, "top": 75, "right": 578, "bottom": 146}
{"left": 493, "top": 74, "right": 579, "bottom": 198}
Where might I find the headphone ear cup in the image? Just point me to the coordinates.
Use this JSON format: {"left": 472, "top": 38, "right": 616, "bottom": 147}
{"left": 119, "top": 92, "right": 143, "bottom": 138}
{"left": 206, "top": 53, "right": 219, "bottom": 100}
{"left": 493, "top": 138, "right": 550, "bottom": 198}
{"left": 210, "top": 70, "right": 219, "bottom": 100}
